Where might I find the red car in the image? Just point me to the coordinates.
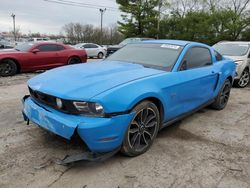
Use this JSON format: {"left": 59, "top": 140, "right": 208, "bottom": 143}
{"left": 0, "top": 42, "right": 87, "bottom": 76}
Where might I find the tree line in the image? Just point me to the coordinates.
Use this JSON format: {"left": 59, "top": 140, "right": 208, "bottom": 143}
{"left": 116, "top": 0, "right": 250, "bottom": 45}
{"left": 62, "top": 23, "right": 123, "bottom": 45}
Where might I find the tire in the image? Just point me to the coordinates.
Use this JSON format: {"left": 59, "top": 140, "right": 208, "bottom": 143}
{"left": 0, "top": 59, "right": 18, "bottom": 77}
{"left": 233, "top": 69, "right": 250, "bottom": 88}
{"left": 121, "top": 101, "right": 160, "bottom": 157}
{"left": 211, "top": 79, "right": 232, "bottom": 110}
{"left": 97, "top": 52, "right": 104, "bottom": 59}
{"left": 68, "top": 57, "right": 81, "bottom": 64}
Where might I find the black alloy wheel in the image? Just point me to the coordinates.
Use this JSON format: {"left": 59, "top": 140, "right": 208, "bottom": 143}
{"left": 68, "top": 57, "right": 81, "bottom": 64}
{"left": 121, "top": 101, "right": 160, "bottom": 156}
{"left": 211, "top": 79, "right": 231, "bottom": 110}
{"left": 0, "top": 59, "right": 17, "bottom": 77}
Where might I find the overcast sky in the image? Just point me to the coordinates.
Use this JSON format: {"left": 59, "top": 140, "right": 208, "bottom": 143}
{"left": 0, "top": 0, "right": 121, "bottom": 34}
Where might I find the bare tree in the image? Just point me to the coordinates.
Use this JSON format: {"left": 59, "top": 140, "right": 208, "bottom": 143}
{"left": 62, "top": 23, "right": 123, "bottom": 45}
{"left": 165, "top": 0, "right": 202, "bottom": 17}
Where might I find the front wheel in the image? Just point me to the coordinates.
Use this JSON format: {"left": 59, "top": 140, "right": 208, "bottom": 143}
{"left": 211, "top": 79, "right": 232, "bottom": 110}
{"left": 121, "top": 101, "right": 160, "bottom": 157}
{"left": 234, "top": 69, "right": 250, "bottom": 88}
{"left": 0, "top": 59, "right": 17, "bottom": 77}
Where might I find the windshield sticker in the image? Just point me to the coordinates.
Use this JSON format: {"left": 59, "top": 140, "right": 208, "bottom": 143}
{"left": 161, "top": 44, "right": 180, "bottom": 50}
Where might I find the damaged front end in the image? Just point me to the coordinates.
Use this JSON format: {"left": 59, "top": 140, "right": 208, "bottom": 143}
{"left": 22, "top": 95, "right": 134, "bottom": 164}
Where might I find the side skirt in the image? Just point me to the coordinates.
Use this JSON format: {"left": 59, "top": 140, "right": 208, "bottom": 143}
{"left": 160, "top": 99, "right": 215, "bottom": 130}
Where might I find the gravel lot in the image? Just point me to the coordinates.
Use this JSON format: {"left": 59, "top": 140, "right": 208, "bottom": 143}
{"left": 0, "top": 60, "right": 250, "bottom": 188}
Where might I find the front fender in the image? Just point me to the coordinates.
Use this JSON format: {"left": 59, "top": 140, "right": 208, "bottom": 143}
{"left": 92, "top": 77, "right": 166, "bottom": 114}
{"left": 213, "top": 60, "right": 236, "bottom": 97}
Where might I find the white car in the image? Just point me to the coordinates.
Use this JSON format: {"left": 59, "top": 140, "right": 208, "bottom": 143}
{"left": 27, "top": 38, "right": 51, "bottom": 42}
{"left": 213, "top": 41, "right": 250, "bottom": 88}
{"left": 74, "top": 43, "right": 106, "bottom": 59}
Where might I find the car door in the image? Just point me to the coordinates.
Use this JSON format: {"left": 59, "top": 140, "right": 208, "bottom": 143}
{"left": 29, "top": 44, "right": 59, "bottom": 69}
{"left": 166, "top": 46, "right": 220, "bottom": 120}
{"left": 83, "top": 44, "right": 91, "bottom": 57}
{"left": 87, "top": 44, "right": 99, "bottom": 57}
{"left": 54, "top": 44, "right": 67, "bottom": 65}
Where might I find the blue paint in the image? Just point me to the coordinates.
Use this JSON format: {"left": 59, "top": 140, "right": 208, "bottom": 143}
{"left": 23, "top": 40, "right": 236, "bottom": 152}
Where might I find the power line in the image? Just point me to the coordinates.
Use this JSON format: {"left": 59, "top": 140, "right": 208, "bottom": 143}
{"left": 44, "top": 0, "right": 119, "bottom": 11}
{"left": 59, "top": 0, "right": 117, "bottom": 10}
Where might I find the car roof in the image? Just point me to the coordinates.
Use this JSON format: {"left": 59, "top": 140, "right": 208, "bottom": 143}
{"left": 32, "top": 42, "right": 64, "bottom": 45}
{"left": 141, "top": 39, "right": 206, "bottom": 46}
{"left": 215, "top": 41, "right": 250, "bottom": 45}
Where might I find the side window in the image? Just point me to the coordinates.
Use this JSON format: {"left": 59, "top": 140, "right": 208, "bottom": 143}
{"left": 215, "top": 50, "right": 223, "bottom": 61}
{"left": 38, "top": 44, "right": 58, "bottom": 52}
{"left": 89, "top": 44, "right": 98, "bottom": 48}
{"left": 57, "top": 45, "right": 65, "bottom": 51}
{"left": 83, "top": 44, "right": 91, "bottom": 48}
{"left": 248, "top": 52, "right": 250, "bottom": 58}
{"left": 180, "top": 47, "right": 212, "bottom": 71}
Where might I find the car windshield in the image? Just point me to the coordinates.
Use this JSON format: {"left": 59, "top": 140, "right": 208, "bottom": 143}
{"left": 105, "top": 43, "right": 183, "bottom": 71}
{"left": 15, "top": 43, "right": 34, "bottom": 51}
{"left": 213, "top": 43, "right": 249, "bottom": 56}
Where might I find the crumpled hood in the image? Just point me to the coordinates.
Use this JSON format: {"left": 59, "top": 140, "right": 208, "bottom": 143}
{"left": 28, "top": 61, "right": 164, "bottom": 100}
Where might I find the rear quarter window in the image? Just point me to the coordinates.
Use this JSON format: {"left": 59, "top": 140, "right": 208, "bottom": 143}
{"left": 215, "top": 50, "right": 223, "bottom": 61}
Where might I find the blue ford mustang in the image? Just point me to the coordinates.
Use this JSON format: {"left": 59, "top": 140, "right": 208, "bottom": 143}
{"left": 22, "top": 40, "right": 236, "bottom": 157}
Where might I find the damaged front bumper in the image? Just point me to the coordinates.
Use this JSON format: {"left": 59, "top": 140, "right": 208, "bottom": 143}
{"left": 22, "top": 96, "right": 134, "bottom": 153}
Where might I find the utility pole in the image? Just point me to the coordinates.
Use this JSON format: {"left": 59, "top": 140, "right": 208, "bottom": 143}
{"left": 11, "top": 13, "right": 16, "bottom": 41}
{"left": 157, "top": 0, "right": 162, "bottom": 39}
{"left": 99, "top": 8, "right": 106, "bottom": 45}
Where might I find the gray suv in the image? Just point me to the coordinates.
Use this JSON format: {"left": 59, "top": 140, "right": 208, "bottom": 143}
{"left": 213, "top": 41, "right": 250, "bottom": 88}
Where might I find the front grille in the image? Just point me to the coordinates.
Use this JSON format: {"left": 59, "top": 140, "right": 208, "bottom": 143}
{"left": 29, "top": 87, "right": 79, "bottom": 114}
{"left": 29, "top": 87, "right": 56, "bottom": 108}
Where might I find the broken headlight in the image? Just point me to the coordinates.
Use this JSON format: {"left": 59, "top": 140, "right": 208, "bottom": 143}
{"left": 73, "top": 101, "right": 104, "bottom": 117}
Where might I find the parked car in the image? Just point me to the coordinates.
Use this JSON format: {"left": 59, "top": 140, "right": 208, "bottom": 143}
{"left": 74, "top": 43, "right": 106, "bottom": 59}
{"left": 0, "top": 42, "right": 87, "bottom": 76}
{"left": 0, "top": 40, "right": 14, "bottom": 49}
{"left": 27, "top": 38, "right": 51, "bottom": 42}
{"left": 213, "top": 41, "right": 250, "bottom": 88}
{"left": 106, "top": 37, "right": 154, "bottom": 57}
{"left": 22, "top": 40, "right": 235, "bottom": 157}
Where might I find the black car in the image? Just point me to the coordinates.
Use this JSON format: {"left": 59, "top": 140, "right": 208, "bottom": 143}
{"left": 106, "top": 37, "right": 154, "bottom": 57}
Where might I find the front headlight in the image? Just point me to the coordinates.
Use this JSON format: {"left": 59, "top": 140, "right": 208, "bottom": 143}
{"left": 235, "top": 60, "right": 244, "bottom": 67}
{"left": 73, "top": 101, "right": 104, "bottom": 117}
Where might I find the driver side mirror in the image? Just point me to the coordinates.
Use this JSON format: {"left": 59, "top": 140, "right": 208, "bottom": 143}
{"left": 32, "top": 49, "right": 40, "bottom": 53}
{"left": 180, "top": 60, "right": 187, "bottom": 71}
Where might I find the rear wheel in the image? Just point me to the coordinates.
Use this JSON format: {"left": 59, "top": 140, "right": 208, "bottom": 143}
{"left": 0, "top": 59, "right": 18, "bottom": 77}
{"left": 97, "top": 52, "right": 104, "bottom": 59}
{"left": 121, "top": 101, "right": 160, "bottom": 157}
{"left": 68, "top": 57, "right": 81, "bottom": 64}
{"left": 211, "top": 79, "right": 231, "bottom": 110}
{"left": 234, "top": 69, "right": 250, "bottom": 88}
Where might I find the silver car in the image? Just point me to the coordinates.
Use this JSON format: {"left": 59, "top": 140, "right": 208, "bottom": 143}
{"left": 74, "top": 43, "right": 106, "bottom": 59}
{"left": 213, "top": 41, "right": 250, "bottom": 88}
